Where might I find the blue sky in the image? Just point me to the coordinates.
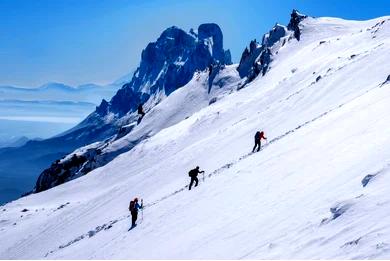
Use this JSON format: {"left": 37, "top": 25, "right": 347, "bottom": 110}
{"left": 1, "top": 0, "right": 389, "bottom": 87}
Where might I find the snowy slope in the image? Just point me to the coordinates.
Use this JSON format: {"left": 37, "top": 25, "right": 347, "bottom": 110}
{"left": 99, "top": 65, "right": 241, "bottom": 155}
{"left": 33, "top": 65, "right": 242, "bottom": 193}
{"left": 1, "top": 15, "right": 390, "bottom": 259}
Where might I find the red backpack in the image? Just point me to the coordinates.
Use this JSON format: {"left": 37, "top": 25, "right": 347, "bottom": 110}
{"left": 260, "top": 131, "right": 265, "bottom": 138}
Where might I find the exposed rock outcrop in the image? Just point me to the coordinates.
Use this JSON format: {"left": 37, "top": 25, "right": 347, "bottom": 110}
{"left": 237, "top": 10, "right": 307, "bottom": 82}
{"left": 287, "top": 9, "right": 308, "bottom": 41}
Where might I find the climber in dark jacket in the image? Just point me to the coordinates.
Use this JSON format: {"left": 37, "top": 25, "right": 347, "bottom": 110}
{"left": 138, "top": 104, "right": 145, "bottom": 117}
{"left": 252, "top": 131, "right": 267, "bottom": 152}
{"left": 188, "top": 166, "right": 205, "bottom": 190}
{"left": 129, "top": 197, "right": 143, "bottom": 227}
{"left": 137, "top": 104, "right": 146, "bottom": 125}
{"left": 208, "top": 64, "right": 213, "bottom": 76}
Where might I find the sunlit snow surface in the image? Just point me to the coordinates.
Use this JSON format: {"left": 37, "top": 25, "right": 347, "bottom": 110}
{"left": 1, "top": 16, "right": 390, "bottom": 259}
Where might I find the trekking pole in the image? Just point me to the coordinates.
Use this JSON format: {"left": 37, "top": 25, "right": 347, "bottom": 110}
{"left": 141, "top": 199, "right": 144, "bottom": 223}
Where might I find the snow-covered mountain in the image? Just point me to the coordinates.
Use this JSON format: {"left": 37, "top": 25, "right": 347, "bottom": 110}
{"left": 1, "top": 11, "right": 390, "bottom": 259}
{"left": 33, "top": 23, "right": 234, "bottom": 193}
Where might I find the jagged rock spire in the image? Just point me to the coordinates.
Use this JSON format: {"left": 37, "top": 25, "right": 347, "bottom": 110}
{"left": 237, "top": 10, "right": 307, "bottom": 81}
{"left": 287, "top": 9, "right": 308, "bottom": 41}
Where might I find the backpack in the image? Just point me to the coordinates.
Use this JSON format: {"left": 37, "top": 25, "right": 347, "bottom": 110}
{"left": 188, "top": 169, "right": 196, "bottom": 177}
{"left": 129, "top": 201, "right": 135, "bottom": 212}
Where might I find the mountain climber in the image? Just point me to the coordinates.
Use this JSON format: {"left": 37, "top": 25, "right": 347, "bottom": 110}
{"left": 129, "top": 197, "right": 143, "bottom": 228}
{"left": 208, "top": 64, "right": 213, "bottom": 76}
{"left": 137, "top": 104, "right": 146, "bottom": 124}
{"left": 138, "top": 104, "right": 145, "bottom": 117}
{"left": 188, "top": 166, "right": 205, "bottom": 190}
{"left": 252, "top": 131, "right": 267, "bottom": 152}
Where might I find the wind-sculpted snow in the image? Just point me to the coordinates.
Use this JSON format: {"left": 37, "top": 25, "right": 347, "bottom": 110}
{"left": 1, "top": 13, "right": 390, "bottom": 259}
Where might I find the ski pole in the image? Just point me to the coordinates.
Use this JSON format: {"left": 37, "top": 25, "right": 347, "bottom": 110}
{"left": 202, "top": 172, "right": 205, "bottom": 182}
{"left": 141, "top": 199, "right": 144, "bottom": 223}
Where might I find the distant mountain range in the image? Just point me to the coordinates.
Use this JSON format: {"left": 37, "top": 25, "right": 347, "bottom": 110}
{"left": 0, "top": 77, "right": 128, "bottom": 202}
{"left": 0, "top": 136, "right": 30, "bottom": 148}
{"left": 0, "top": 81, "right": 123, "bottom": 105}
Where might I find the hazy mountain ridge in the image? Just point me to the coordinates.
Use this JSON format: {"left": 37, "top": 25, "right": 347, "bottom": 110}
{"left": 0, "top": 82, "right": 121, "bottom": 105}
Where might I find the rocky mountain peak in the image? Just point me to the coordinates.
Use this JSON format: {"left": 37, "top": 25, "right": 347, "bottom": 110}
{"left": 95, "top": 23, "right": 231, "bottom": 118}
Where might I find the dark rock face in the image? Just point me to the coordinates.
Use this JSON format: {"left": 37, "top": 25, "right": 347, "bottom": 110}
{"left": 258, "top": 48, "right": 272, "bottom": 76}
{"left": 237, "top": 40, "right": 262, "bottom": 78}
{"left": 287, "top": 9, "right": 308, "bottom": 41}
{"left": 198, "top": 23, "right": 232, "bottom": 66}
{"left": 237, "top": 24, "right": 287, "bottom": 80}
{"left": 97, "top": 23, "right": 231, "bottom": 118}
{"left": 34, "top": 131, "right": 147, "bottom": 193}
{"left": 35, "top": 154, "right": 88, "bottom": 192}
{"left": 96, "top": 99, "right": 109, "bottom": 116}
{"left": 262, "top": 24, "right": 289, "bottom": 47}
{"left": 237, "top": 10, "right": 307, "bottom": 82}
{"left": 107, "top": 87, "right": 141, "bottom": 116}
